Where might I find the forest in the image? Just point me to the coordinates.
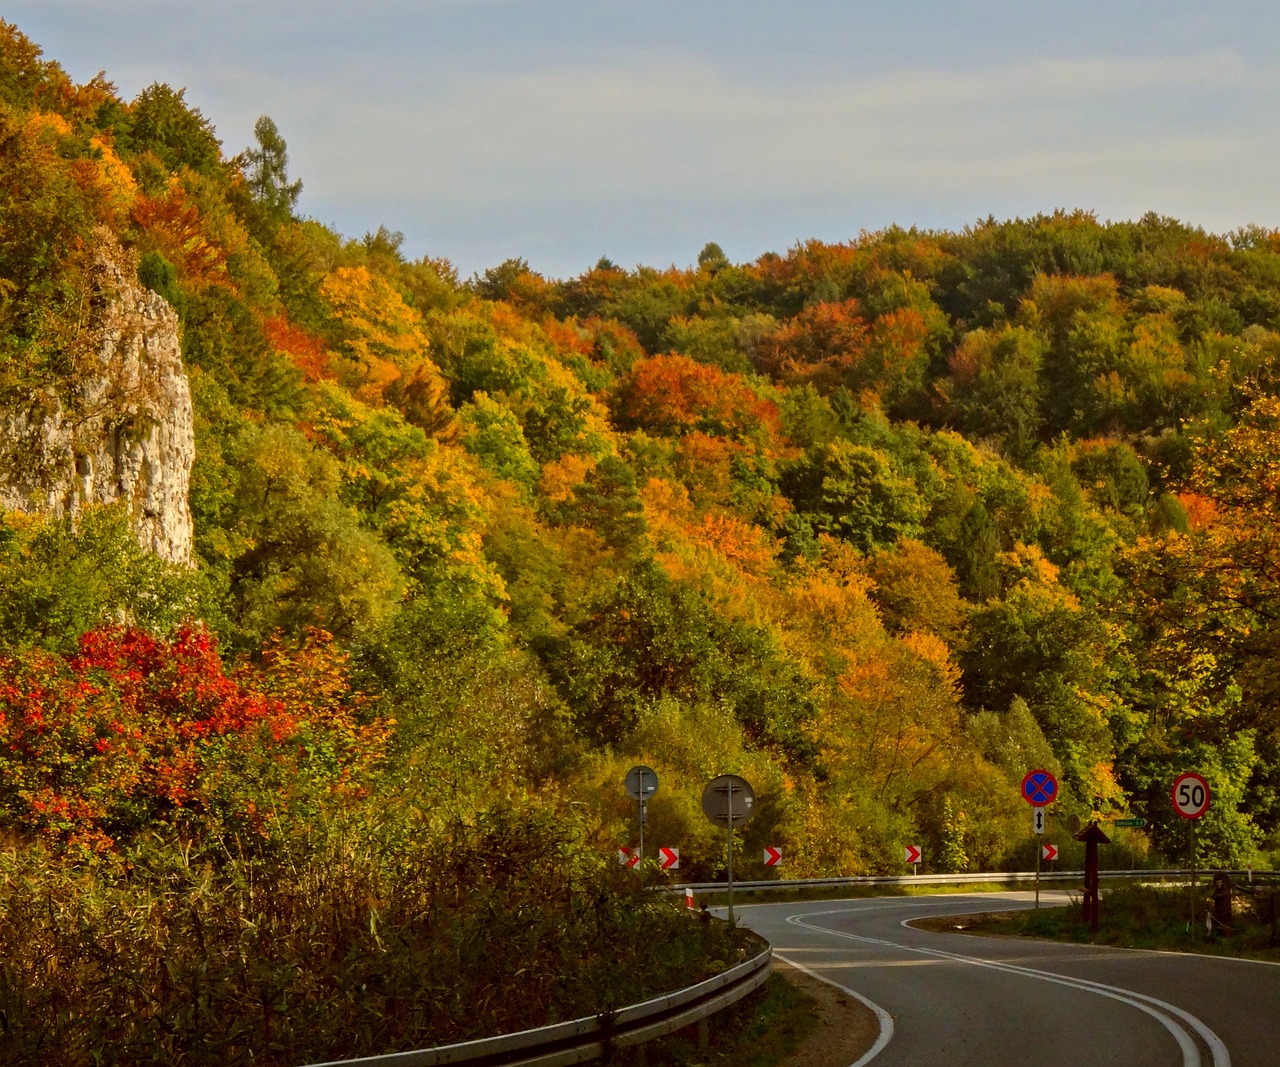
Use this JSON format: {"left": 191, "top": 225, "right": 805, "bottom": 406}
{"left": 1, "top": 19, "right": 1279, "bottom": 1063}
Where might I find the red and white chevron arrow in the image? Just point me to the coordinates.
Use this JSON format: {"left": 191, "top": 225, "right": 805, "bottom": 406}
{"left": 763, "top": 845, "right": 782, "bottom": 867}
{"left": 618, "top": 846, "right": 639, "bottom": 868}
{"left": 1042, "top": 843, "right": 1059, "bottom": 862}
{"left": 904, "top": 844, "right": 922, "bottom": 865}
{"left": 659, "top": 846, "right": 679, "bottom": 870}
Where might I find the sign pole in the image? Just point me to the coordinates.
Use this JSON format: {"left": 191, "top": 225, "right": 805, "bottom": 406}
{"left": 725, "top": 779, "right": 736, "bottom": 925}
{"left": 1190, "top": 820, "right": 1196, "bottom": 942}
{"left": 624, "top": 766, "right": 658, "bottom": 870}
{"left": 700, "top": 774, "right": 755, "bottom": 928}
{"left": 1035, "top": 835, "right": 1041, "bottom": 909}
{"left": 1032, "top": 805, "right": 1046, "bottom": 908}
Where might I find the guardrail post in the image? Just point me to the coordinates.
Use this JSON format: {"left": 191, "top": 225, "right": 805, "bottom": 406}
{"left": 599, "top": 1009, "right": 617, "bottom": 1062}
{"left": 698, "top": 1016, "right": 710, "bottom": 1049}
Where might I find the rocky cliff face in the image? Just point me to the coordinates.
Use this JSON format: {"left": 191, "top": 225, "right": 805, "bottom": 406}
{"left": 0, "top": 237, "right": 195, "bottom": 564}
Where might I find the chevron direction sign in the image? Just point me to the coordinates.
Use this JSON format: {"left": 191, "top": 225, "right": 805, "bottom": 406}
{"left": 763, "top": 845, "right": 782, "bottom": 867}
{"left": 658, "top": 846, "right": 679, "bottom": 870}
{"left": 1042, "top": 843, "right": 1059, "bottom": 862}
{"left": 618, "top": 846, "right": 639, "bottom": 868}
{"left": 904, "top": 844, "right": 922, "bottom": 865}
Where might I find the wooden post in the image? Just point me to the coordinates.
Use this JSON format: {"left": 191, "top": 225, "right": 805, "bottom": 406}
{"left": 1073, "top": 821, "right": 1111, "bottom": 934}
{"left": 1212, "top": 871, "right": 1233, "bottom": 937}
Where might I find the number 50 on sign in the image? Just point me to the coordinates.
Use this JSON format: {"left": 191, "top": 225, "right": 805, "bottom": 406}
{"left": 1172, "top": 772, "right": 1210, "bottom": 820}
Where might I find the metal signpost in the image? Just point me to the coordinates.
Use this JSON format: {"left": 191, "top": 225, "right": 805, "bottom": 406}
{"left": 701, "top": 774, "right": 755, "bottom": 924}
{"left": 1172, "top": 771, "right": 1211, "bottom": 939}
{"left": 1113, "top": 817, "right": 1146, "bottom": 869}
{"left": 624, "top": 765, "right": 659, "bottom": 863}
{"left": 1021, "top": 768, "right": 1058, "bottom": 907}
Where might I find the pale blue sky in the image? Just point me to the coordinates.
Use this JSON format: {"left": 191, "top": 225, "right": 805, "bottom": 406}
{"left": 8, "top": 2, "right": 1278, "bottom": 278}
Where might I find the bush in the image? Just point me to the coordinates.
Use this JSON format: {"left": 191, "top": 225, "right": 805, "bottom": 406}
{"left": 0, "top": 807, "right": 751, "bottom": 1066}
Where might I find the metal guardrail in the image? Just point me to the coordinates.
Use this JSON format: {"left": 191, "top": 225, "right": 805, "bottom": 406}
{"left": 301, "top": 935, "right": 771, "bottom": 1067}
{"left": 671, "top": 868, "right": 1269, "bottom": 894}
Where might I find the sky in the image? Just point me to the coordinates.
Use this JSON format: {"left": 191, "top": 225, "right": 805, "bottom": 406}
{"left": 7, "top": 2, "right": 1279, "bottom": 279}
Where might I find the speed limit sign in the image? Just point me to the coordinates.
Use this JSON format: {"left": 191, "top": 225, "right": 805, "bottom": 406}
{"left": 1172, "top": 772, "right": 1211, "bottom": 820}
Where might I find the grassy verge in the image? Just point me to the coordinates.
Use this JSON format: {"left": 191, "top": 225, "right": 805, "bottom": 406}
{"left": 646, "top": 972, "right": 820, "bottom": 1067}
{"left": 917, "top": 881, "right": 1280, "bottom": 963}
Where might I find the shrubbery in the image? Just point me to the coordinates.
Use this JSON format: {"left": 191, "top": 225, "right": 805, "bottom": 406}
{"left": 0, "top": 810, "right": 747, "bottom": 1066}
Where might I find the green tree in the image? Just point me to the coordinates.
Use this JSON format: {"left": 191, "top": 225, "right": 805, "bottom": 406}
{"left": 457, "top": 392, "right": 541, "bottom": 497}
{"left": 945, "top": 325, "right": 1046, "bottom": 460}
{"left": 226, "top": 424, "right": 405, "bottom": 645}
{"left": 129, "top": 83, "right": 222, "bottom": 179}
{"left": 0, "top": 505, "right": 211, "bottom": 653}
{"left": 782, "top": 440, "right": 926, "bottom": 551}
{"left": 240, "top": 114, "right": 302, "bottom": 225}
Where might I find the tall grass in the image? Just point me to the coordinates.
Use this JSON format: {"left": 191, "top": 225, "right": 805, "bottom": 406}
{"left": 0, "top": 808, "right": 748, "bottom": 1065}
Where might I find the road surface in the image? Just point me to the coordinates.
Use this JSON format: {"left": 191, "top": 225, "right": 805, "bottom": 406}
{"left": 734, "top": 892, "right": 1279, "bottom": 1067}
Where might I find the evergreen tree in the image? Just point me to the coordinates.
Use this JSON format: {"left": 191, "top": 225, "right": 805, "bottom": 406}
{"left": 241, "top": 114, "right": 302, "bottom": 225}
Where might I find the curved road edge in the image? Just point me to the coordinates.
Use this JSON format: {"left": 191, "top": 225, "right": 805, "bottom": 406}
{"left": 771, "top": 950, "right": 895, "bottom": 1067}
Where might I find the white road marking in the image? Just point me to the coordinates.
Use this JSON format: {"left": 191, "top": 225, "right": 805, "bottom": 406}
{"left": 783, "top": 905, "right": 1231, "bottom": 1067}
{"left": 773, "top": 951, "right": 895, "bottom": 1067}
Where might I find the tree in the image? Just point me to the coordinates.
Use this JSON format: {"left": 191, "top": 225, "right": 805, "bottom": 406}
{"left": 696, "top": 241, "right": 730, "bottom": 274}
{"left": 548, "top": 454, "right": 648, "bottom": 552}
{"left": 945, "top": 325, "right": 1046, "bottom": 459}
{"left": 866, "top": 538, "right": 967, "bottom": 644}
{"left": 319, "top": 265, "right": 453, "bottom": 434}
{"left": 0, "top": 505, "right": 211, "bottom": 653}
{"left": 613, "top": 353, "right": 784, "bottom": 447}
{"left": 225, "top": 424, "right": 405, "bottom": 645}
{"left": 961, "top": 544, "right": 1121, "bottom": 797}
{"left": 129, "top": 83, "right": 222, "bottom": 179}
{"left": 240, "top": 114, "right": 301, "bottom": 224}
{"left": 457, "top": 392, "right": 541, "bottom": 497}
{"left": 781, "top": 440, "right": 926, "bottom": 551}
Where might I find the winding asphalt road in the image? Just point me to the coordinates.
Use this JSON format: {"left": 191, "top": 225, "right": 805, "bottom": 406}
{"left": 733, "top": 892, "right": 1280, "bottom": 1066}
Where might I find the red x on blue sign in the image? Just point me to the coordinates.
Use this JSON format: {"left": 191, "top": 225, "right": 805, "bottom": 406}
{"left": 1021, "top": 769, "right": 1058, "bottom": 806}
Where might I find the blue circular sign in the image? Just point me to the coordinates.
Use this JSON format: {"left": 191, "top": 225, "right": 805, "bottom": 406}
{"left": 1021, "top": 768, "right": 1058, "bottom": 805}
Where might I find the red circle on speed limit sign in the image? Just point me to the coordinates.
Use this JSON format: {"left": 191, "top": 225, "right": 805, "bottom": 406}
{"left": 1171, "top": 772, "right": 1211, "bottom": 820}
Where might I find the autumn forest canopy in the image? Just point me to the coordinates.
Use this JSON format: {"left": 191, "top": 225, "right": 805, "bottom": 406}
{"left": 2, "top": 20, "right": 1280, "bottom": 1059}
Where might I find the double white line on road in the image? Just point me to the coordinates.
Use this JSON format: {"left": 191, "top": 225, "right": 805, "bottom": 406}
{"left": 785, "top": 907, "right": 1231, "bottom": 1067}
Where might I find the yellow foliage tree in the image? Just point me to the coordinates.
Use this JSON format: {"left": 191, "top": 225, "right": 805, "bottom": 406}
{"left": 320, "top": 265, "right": 452, "bottom": 435}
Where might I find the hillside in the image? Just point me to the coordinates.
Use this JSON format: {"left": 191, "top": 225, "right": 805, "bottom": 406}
{"left": 3, "top": 19, "right": 1279, "bottom": 872}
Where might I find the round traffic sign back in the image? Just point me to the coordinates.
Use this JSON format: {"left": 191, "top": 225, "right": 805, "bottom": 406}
{"left": 1172, "top": 772, "right": 1211, "bottom": 820}
{"left": 1020, "top": 769, "right": 1058, "bottom": 806}
{"left": 701, "top": 774, "right": 755, "bottom": 828}
{"left": 624, "top": 765, "right": 659, "bottom": 802}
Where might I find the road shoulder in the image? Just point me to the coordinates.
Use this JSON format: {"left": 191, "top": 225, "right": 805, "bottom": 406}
{"left": 769, "top": 956, "right": 880, "bottom": 1067}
